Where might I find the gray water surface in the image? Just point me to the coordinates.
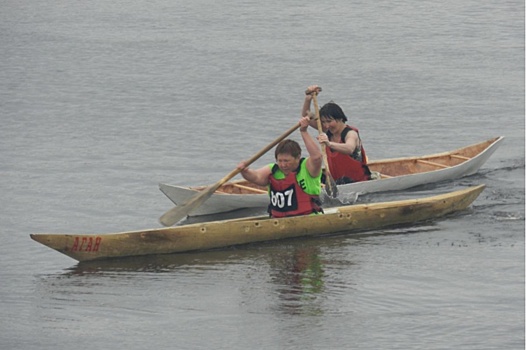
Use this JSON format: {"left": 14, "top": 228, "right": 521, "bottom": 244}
{"left": 1, "top": 1, "right": 524, "bottom": 349}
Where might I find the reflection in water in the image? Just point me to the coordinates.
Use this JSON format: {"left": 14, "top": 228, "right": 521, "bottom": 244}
{"left": 34, "top": 226, "right": 445, "bottom": 327}
{"left": 293, "top": 247, "right": 324, "bottom": 295}
{"left": 60, "top": 240, "right": 335, "bottom": 316}
{"left": 66, "top": 249, "right": 255, "bottom": 275}
{"left": 271, "top": 245, "right": 326, "bottom": 316}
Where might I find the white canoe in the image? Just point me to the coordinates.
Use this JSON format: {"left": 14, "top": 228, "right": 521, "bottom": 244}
{"left": 159, "top": 136, "right": 502, "bottom": 217}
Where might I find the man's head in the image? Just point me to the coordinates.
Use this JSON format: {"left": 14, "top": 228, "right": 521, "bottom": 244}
{"left": 275, "top": 139, "right": 301, "bottom": 175}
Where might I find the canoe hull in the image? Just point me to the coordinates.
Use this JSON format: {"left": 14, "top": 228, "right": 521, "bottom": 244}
{"left": 159, "top": 183, "right": 267, "bottom": 216}
{"left": 160, "top": 137, "right": 502, "bottom": 216}
{"left": 31, "top": 185, "right": 485, "bottom": 262}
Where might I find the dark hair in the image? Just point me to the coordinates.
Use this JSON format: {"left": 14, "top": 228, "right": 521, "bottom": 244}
{"left": 319, "top": 102, "right": 348, "bottom": 122}
{"left": 275, "top": 139, "right": 301, "bottom": 159}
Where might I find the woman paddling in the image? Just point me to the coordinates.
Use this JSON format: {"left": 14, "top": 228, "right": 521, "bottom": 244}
{"left": 302, "top": 85, "right": 371, "bottom": 184}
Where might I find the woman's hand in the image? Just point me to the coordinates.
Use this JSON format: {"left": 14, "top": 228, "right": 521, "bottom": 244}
{"left": 305, "top": 85, "right": 321, "bottom": 96}
{"left": 317, "top": 133, "right": 330, "bottom": 147}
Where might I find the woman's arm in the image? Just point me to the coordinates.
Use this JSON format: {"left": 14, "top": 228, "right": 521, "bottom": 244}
{"left": 322, "top": 129, "right": 359, "bottom": 156}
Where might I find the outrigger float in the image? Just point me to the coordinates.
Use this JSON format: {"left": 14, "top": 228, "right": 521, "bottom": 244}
{"left": 31, "top": 185, "right": 485, "bottom": 262}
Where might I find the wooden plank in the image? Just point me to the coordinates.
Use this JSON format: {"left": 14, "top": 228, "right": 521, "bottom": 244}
{"left": 231, "top": 183, "right": 267, "bottom": 194}
{"left": 416, "top": 159, "right": 450, "bottom": 169}
{"left": 450, "top": 154, "right": 470, "bottom": 160}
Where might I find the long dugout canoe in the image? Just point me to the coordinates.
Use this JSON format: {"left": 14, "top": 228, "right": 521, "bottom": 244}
{"left": 159, "top": 137, "right": 502, "bottom": 217}
{"left": 31, "top": 185, "right": 485, "bottom": 262}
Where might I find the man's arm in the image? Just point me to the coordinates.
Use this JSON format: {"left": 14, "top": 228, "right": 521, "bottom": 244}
{"left": 302, "top": 85, "right": 322, "bottom": 129}
{"left": 299, "top": 117, "right": 322, "bottom": 178}
{"left": 238, "top": 162, "right": 272, "bottom": 187}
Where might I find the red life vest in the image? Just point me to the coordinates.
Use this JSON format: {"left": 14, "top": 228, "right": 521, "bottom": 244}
{"left": 268, "top": 160, "right": 322, "bottom": 218}
{"left": 326, "top": 126, "right": 371, "bottom": 183}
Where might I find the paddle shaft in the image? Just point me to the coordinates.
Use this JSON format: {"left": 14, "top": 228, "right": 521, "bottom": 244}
{"left": 312, "top": 93, "right": 337, "bottom": 196}
{"left": 207, "top": 122, "right": 302, "bottom": 188}
{"left": 159, "top": 122, "right": 302, "bottom": 226}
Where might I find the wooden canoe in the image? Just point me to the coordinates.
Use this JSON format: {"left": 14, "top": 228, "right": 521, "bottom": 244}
{"left": 159, "top": 136, "right": 502, "bottom": 216}
{"left": 31, "top": 185, "right": 485, "bottom": 262}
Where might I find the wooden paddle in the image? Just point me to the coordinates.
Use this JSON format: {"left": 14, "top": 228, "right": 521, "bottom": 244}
{"left": 159, "top": 122, "right": 302, "bottom": 226}
{"left": 312, "top": 93, "right": 338, "bottom": 198}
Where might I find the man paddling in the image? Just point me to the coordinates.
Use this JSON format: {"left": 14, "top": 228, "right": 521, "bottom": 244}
{"left": 237, "top": 116, "right": 323, "bottom": 218}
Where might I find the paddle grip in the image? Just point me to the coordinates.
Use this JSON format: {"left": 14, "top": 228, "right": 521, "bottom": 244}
{"left": 305, "top": 86, "right": 322, "bottom": 95}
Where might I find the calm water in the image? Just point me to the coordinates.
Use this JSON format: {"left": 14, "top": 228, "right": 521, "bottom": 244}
{"left": 1, "top": 0, "right": 524, "bottom": 349}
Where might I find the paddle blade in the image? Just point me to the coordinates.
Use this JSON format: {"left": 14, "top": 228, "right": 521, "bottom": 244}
{"left": 159, "top": 183, "right": 219, "bottom": 226}
{"left": 324, "top": 172, "right": 338, "bottom": 198}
